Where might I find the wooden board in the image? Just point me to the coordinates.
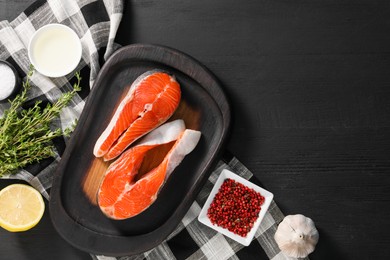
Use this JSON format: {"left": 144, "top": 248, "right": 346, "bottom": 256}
{"left": 49, "top": 44, "right": 230, "bottom": 256}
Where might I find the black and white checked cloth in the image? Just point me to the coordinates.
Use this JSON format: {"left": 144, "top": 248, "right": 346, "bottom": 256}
{"left": 0, "top": 0, "right": 123, "bottom": 199}
{"left": 0, "top": 1, "right": 306, "bottom": 259}
{"left": 93, "top": 153, "right": 309, "bottom": 260}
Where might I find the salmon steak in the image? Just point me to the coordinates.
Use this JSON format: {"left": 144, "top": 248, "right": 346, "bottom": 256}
{"left": 97, "top": 120, "right": 201, "bottom": 220}
{"left": 93, "top": 70, "right": 181, "bottom": 161}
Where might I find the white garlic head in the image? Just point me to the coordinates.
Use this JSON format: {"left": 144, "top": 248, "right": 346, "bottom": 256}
{"left": 274, "top": 214, "right": 319, "bottom": 258}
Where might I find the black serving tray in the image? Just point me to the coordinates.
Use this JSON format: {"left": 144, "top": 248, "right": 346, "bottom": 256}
{"left": 49, "top": 44, "right": 230, "bottom": 256}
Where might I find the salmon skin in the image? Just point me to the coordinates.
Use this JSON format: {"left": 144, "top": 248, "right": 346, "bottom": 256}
{"left": 93, "top": 70, "right": 181, "bottom": 161}
{"left": 97, "top": 120, "right": 201, "bottom": 220}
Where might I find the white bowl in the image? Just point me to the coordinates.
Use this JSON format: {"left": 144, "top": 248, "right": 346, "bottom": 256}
{"left": 28, "top": 24, "right": 82, "bottom": 78}
{"left": 198, "top": 169, "right": 274, "bottom": 246}
{"left": 0, "top": 60, "right": 21, "bottom": 101}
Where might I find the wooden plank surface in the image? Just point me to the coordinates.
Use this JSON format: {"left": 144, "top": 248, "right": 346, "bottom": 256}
{"left": 1, "top": 0, "right": 390, "bottom": 259}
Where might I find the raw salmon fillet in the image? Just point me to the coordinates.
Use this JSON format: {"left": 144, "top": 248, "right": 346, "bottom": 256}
{"left": 97, "top": 120, "right": 201, "bottom": 220}
{"left": 93, "top": 70, "right": 181, "bottom": 161}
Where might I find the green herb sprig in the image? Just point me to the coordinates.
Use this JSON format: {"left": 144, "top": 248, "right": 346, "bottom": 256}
{"left": 0, "top": 66, "right": 81, "bottom": 176}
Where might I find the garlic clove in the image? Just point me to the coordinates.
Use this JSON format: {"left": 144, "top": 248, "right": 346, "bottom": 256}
{"left": 274, "top": 214, "right": 319, "bottom": 258}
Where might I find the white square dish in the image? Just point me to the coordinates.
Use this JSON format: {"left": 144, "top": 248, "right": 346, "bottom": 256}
{"left": 198, "top": 169, "right": 274, "bottom": 246}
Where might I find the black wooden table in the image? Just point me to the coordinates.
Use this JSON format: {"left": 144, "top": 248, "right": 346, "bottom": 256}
{"left": 1, "top": 1, "right": 390, "bottom": 259}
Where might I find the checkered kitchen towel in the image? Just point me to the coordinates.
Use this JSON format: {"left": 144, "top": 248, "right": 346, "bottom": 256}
{"left": 0, "top": 1, "right": 305, "bottom": 259}
{"left": 0, "top": 0, "right": 123, "bottom": 199}
{"left": 93, "top": 153, "right": 309, "bottom": 260}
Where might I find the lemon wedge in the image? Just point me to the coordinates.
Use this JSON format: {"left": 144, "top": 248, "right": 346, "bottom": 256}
{"left": 0, "top": 184, "right": 45, "bottom": 232}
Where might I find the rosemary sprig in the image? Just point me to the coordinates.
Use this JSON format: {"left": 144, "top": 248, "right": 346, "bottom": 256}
{"left": 0, "top": 66, "right": 81, "bottom": 176}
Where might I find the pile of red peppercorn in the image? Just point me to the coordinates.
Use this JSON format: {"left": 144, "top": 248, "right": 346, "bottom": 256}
{"left": 207, "top": 178, "right": 265, "bottom": 237}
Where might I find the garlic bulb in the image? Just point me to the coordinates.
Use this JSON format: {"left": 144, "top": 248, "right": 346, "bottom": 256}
{"left": 274, "top": 214, "right": 319, "bottom": 258}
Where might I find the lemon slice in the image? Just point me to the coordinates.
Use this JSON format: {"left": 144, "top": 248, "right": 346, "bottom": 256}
{"left": 0, "top": 184, "right": 45, "bottom": 232}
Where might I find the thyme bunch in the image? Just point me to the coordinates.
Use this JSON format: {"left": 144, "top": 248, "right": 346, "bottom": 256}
{"left": 0, "top": 67, "right": 81, "bottom": 176}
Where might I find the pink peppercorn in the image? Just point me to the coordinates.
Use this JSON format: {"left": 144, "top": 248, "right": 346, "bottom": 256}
{"left": 207, "top": 178, "right": 265, "bottom": 237}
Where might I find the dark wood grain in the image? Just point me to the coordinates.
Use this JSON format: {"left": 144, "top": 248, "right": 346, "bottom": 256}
{"left": 1, "top": 0, "right": 390, "bottom": 259}
{"left": 0, "top": 0, "right": 29, "bottom": 21}
{"left": 116, "top": 1, "right": 390, "bottom": 259}
{"left": 0, "top": 180, "right": 90, "bottom": 260}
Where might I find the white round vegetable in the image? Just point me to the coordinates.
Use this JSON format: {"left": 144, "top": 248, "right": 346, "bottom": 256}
{"left": 274, "top": 214, "right": 319, "bottom": 258}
